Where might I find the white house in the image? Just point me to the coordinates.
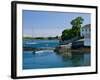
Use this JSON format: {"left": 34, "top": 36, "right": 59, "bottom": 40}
{"left": 80, "top": 24, "right": 91, "bottom": 47}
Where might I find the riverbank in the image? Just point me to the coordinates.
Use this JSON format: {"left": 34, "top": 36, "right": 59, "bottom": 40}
{"left": 71, "top": 47, "right": 90, "bottom": 53}
{"left": 54, "top": 44, "right": 90, "bottom": 54}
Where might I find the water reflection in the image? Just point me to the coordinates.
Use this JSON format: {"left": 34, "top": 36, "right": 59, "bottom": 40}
{"left": 23, "top": 50, "right": 91, "bottom": 69}
{"left": 23, "top": 40, "right": 91, "bottom": 69}
{"left": 55, "top": 50, "right": 90, "bottom": 67}
{"left": 71, "top": 52, "right": 84, "bottom": 67}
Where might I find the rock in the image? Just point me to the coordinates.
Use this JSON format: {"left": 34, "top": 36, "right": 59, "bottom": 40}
{"left": 54, "top": 44, "right": 71, "bottom": 54}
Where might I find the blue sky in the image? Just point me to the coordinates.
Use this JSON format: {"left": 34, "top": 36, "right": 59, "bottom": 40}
{"left": 23, "top": 10, "right": 91, "bottom": 37}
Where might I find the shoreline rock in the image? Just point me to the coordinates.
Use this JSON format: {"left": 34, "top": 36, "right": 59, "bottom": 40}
{"left": 54, "top": 45, "right": 90, "bottom": 54}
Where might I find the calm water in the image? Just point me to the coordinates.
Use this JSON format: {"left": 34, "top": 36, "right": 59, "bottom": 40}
{"left": 23, "top": 40, "right": 90, "bottom": 69}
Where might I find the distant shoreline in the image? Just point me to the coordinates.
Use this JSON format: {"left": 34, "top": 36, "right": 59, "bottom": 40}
{"left": 23, "top": 36, "right": 60, "bottom": 40}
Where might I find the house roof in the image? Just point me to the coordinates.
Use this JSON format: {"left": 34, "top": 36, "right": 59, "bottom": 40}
{"left": 81, "top": 24, "right": 91, "bottom": 29}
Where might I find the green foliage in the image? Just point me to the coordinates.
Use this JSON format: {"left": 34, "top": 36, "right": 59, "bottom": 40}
{"left": 61, "top": 16, "right": 84, "bottom": 41}
{"left": 55, "top": 36, "right": 59, "bottom": 39}
{"left": 48, "top": 37, "right": 53, "bottom": 40}
{"left": 47, "top": 36, "right": 59, "bottom": 40}
{"left": 34, "top": 37, "right": 46, "bottom": 40}
{"left": 23, "top": 36, "right": 60, "bottom": 40}
{"left": 23, "top": 37, "right": 34, "bottom": 40}
{"left": 71, "top": 16, "right": 84, "bottom": 37}
{"left": 71, "top": 17, "right": 84, "bottom": 28}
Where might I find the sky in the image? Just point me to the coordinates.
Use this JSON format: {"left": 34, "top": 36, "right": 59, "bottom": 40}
{"left": 22, "top": 10, "right": 91, "bottom": 37}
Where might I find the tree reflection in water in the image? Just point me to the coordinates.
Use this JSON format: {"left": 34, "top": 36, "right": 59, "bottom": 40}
{"left": 55, "top": 49, "right": 90, "bottom": 67}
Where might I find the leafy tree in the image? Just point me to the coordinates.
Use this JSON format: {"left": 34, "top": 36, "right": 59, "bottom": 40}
{"left": 61, "top": 29, "right": 72, "bottom": 40}
{"left": 71, "top": 17, "right": 84, "bottom": 37}
{"left": 48, "top": 37, "right": 53, "bottom": 40}
{"left": 61, "top": 16, "right": 84, "bottom": 41}
{"left": 55, "top": 36, "right": 59, "bottom": 39}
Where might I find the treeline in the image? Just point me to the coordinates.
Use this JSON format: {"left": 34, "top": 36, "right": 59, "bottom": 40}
{"left": 61, "top": 16, "right": 84, "bottom": 41}
{"left": 23, "top": 36, "right": 59, "bottom": 40}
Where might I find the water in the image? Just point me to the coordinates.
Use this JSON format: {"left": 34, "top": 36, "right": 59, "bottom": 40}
{"left": 23, "top": 40, "right": 59, "bottom": 48}
{"left": 23, "top": 40, "right": 91, "bottom": 69}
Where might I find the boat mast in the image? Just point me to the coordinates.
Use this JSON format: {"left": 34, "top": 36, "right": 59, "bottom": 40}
{"left": 32, "top": 26, "right": 34, "bottom": 39}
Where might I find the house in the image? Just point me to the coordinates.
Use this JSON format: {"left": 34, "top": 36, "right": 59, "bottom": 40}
{"left": 80, "top": 24, "right": 91, "bottom": 47}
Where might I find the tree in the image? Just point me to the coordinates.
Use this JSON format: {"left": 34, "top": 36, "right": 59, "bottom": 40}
{"left": 61, "top": 16, "right": 84, "bottom": 41}
{"left": 48, "top": 37, "right": 53, "bottom": 40}
{"left": 61, "top": 29, "right": 72, "bottom": 41}
{"left": 54, "top": 36, "right": 59, "bottom": 39}
{"left": 71, "top": 17, "right": 84, "bottom": 37}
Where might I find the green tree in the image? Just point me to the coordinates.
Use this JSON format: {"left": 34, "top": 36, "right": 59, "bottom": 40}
{"left": 48, "top": 37, "right": 53, "bottom": 40}
{"left": 55, "top": 36, "right": 58, "bottom": 39}
{"left": 71, "top": 16, "right": 84, "bottom": 37}
{"left": 61, "top": 29, "right": 72, "bottom": 40}
{"left": 61, "top": 16, "right": 84, "bottom": 41}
